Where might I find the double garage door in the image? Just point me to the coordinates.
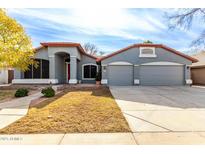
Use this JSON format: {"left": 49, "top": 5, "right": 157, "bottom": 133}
{"left": 108, "top": 65, "right": 184, "bottom": 86}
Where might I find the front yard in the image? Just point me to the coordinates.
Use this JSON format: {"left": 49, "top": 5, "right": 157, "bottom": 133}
{"left": 0, "top": 85, "right": 47, "bottom": 103}
{"left": 0, "top": 90, "right": 16, "bottom": 103}
{"left": 0, "top": 86, "right": 130, "bottom": 134}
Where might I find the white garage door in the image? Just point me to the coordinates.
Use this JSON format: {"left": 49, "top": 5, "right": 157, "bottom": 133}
{"left": 140, "top": 65, "right": 184, "bottom": 85}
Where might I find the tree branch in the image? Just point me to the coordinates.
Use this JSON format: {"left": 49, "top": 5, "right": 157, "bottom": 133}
{"left": 166, "top": 8, "right": 205, "bottom": 51}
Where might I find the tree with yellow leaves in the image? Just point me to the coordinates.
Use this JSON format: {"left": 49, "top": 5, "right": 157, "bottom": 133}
{"left": 0, "top": 9, "right": 36, "bottom": 71}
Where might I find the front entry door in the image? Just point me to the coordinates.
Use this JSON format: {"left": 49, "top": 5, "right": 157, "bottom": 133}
{"left": 8, "top": 70, "right": 14, "bottom": 83}
{"left": 67, "top": 63, "right": 70, "bottom": 82}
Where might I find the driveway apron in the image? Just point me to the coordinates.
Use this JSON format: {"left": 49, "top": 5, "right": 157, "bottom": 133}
{"left": 110, "top": 86, "right": 205, "bottom": 144}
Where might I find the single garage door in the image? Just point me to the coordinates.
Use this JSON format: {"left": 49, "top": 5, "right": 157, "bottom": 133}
{"left": 108, "top": 65, "right": 133, "bottom": 86}
{"left": 140, "top": 65, "right": 184, "bottom": 85}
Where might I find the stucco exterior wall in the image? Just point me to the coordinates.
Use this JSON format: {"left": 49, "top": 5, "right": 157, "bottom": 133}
{"left": 101, "top": 47, "right": 193, "bottom": 84}
{"left": 0, "top": 69, "right": 8, "bottom": 84}
{"left": 14, "top": 69, "right": 22, "bottom": 79}
{"left": 77, "top": 54, "right": 97, "bottom": 83}
{"left": 191, "top": 67, "right": 205, "bottom": 85}
{"left": 134, "top": 65, "right": 140, "bottom": 80}
{"left": 54, "top": 54, "right": 66, "bottom": 83}
{"left": 185, "top": 66, "right": 191, "bottom": 79}
{"left": 48, "top": 46, "right": 82, "bottom": 83}
{"left": 101, "top": 64, "right": 108, "bottom": 80}
{"left": 35, "top": 48, "right": 49, "bottom": 60}
{"left": 14, "top": 48, "right": 49, "bottom": 80}
{"left": 101, "top": 47, "right": 192, "bottom": 65}
{"left": 48, "top": 46, "right": 81, "bottom": 60}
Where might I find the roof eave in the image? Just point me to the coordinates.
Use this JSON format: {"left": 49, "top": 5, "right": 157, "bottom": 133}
{"left": 191, "top": 65, "right": 205, "bottom": 68}
{"left": 97, "top": 44, "right": 198, "bottom": 63}
{"left": 39, "top": 42, "right": 97, "bottom": 60}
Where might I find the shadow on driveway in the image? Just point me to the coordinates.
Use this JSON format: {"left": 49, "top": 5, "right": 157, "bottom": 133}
{"left": 110, "top": 86, "right": 205, "bottom": 109}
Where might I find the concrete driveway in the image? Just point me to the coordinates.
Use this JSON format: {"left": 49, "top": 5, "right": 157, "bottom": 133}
{"left": 110, "top": 86, "right": 205, "bottom": 144}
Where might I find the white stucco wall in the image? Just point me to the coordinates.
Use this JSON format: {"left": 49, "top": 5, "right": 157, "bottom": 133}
{"left": 0, "top": 69, "right": 8, "bottom": 84}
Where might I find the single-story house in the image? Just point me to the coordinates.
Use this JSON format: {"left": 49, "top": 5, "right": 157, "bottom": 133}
{"left": 98, "top": 43, "right": 197, "bottom": 86}
{"left": 191, "top": 51, "right": 205, "bottom": 85}
{"left": 0, "top": 68, "right": 14, "bottom": 84}
{"left": 13, "top": 42, "right": 198, "bottom": 86}
{"left": 13, "top": 42, "right": 98, "bottom": 84}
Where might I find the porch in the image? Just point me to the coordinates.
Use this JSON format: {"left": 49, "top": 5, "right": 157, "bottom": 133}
{"left": 13, "top": 51, "right": 76, "bottom": 84}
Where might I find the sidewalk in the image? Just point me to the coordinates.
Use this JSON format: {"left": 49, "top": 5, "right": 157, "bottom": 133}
{"left": 0, "top": 92, "right": 42, "bottom": 129}
{"left": 0, "top": 85, "right": 61, "bottom": 130}
{"left": 0, "top": 133, "right": 137, "bottom": 145}
{"left": 2, "top": 132, "right": 205, "bottom": 144}
{"left": 0, "top": 84, "right": 11, "bottom": 87}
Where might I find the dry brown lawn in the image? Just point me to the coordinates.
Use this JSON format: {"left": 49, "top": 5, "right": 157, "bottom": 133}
{"left": 0, "top": 86, "right": 130, "bottom": 134}
{"left": 0, "top": 90, "right": 16, "bottom": 103}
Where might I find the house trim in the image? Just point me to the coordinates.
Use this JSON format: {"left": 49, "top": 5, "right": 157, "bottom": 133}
{"left": 70, "top": 56, "right": 77, "bottom": 58}
{"left": 141, "top": 61, "right": 183, "bottom": 66}
{"left": 186, "top": 79, "right": 193, "bottom": 84}
{"left": 69, "top": 79, "right": 78, "bottom": 84}
{"left": 65, "top": 62, "right": 70, "bottom": 83}
{"left": 134, "top": 79, "right": 140, "bottom": 85}
{"left": 101, "top": 79, "right": 108, "bottom": 84}
{"left": 102, "top": 64, "right": 108, "bottom": 66}
{"left": 37, "top": 42, "right": 97, "bottom": 59}
{"left": 139, "top": 47, "right": 157, "bottom": 58}
{"left": 12, "top": 79, "right": 59, "bottom": 84}
{"left": 109, "top": 61, "right": 133, "bottom": 66}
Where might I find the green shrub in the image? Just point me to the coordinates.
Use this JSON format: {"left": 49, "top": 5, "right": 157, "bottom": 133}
{"left": 15, "top": 88, "right": 29, "bottom": 97}
{"left": 41, "top": 87, "right": 55, "bottom": 97}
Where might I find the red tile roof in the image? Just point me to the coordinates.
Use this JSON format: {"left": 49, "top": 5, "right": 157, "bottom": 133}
{"left": 97, "top": 43, "right": 198, "bottom": 63}
{"left": 40, "top": 42, "right": 81, "bottom": 47}
{"left": 34, "top": 42, "right": 97, "bottom": 59}
{"left": 34, "top": 46, "right": 45, "bottom": 51}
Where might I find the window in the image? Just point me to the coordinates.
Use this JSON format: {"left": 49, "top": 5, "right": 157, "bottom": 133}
{"left": 139, "top": 47, "right": 156, "bottom": 57}
{"left": 42, "top": 60, "right": 49, "bottom": 78}
{"left": 24, "top": 65, "right": 32, "bottom": 79}
{"left": 24, "top": 59, "right": 49, "bottom": 79}
{"left": 33, "top": 59, "right": 41, "bottom": 78}
{"left": 82, "top": 64, "right": 97, "bottom": 80}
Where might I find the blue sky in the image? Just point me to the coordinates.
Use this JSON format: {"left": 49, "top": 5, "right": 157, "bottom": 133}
{"left": 7, "top": 8, "right": 203, "bottom": 55}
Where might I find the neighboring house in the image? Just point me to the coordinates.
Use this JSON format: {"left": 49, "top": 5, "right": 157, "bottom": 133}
{"left": 12, "top": 42, "right": 198, "bottom": 86}
{"left": 191, "top": 51, "right": 205, "bottom": 85}
{"left": 98, "top": 43, "right": 197, "bottom": 86}
{"left": 13, "top": 42, "right": 98, "bottom": 84}
{"left": 0, "top": 68, "right": 14, "bottom": 84}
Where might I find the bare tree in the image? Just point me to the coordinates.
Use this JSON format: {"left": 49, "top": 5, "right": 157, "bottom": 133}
{"left": 83, "top": 42, "right": 100, "bottom": 55}
{"left": 99, "top": 51, "right": 105, "bottom": 56}
{"left": 166, "top": 8, "right": 205, "bottom": 50}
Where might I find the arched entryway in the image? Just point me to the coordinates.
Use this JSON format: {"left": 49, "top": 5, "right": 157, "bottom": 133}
{"left": 54, "top": 52, "right": 70, "bottom": 83}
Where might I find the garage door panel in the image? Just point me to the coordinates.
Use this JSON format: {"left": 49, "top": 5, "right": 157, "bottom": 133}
{"left": 140, "top": 65, "right": 184, "bottom": 86}
{"left": 108, "top": 66, "right": 133, "bottom": 86}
